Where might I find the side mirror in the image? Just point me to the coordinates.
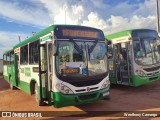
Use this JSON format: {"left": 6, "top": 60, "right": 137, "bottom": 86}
{"left": 107, "top": 40, "right": 111, "bottom": 45}
{"left": 53, "top": 44, "right": 57, "bottom": 56}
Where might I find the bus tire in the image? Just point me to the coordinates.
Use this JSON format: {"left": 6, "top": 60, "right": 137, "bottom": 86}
{"left": 9, "top": 76, "right": 15, "bottom": 90}
{"left": 35, "top": 83, "right": 44, "bottom": 106}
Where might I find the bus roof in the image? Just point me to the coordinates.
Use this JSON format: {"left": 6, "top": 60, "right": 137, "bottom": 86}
{"left": 105, "top": 29, "right": 155, "bottom": 40}
{"left": 13, "top": 24, "right": 103, "bottom": 49}
{"left": 3, "top": 48, "right": 14, "bottom": 54}
{"left": 14, "top": 25, "right": 55, "bottom": 49}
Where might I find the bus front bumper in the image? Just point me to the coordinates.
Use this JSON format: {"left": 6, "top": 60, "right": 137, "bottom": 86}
{"left": 52, "top": 86, "right": 110, "bottom": 108}
{"left": 132, "top": 74, "right": 160, "bottom": 87}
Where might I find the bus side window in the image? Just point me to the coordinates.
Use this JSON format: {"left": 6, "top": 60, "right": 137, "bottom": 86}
{"left": 6, "top": 53, "right": 10, "bottom": 65}
{"left": 29, "top": 40, "right": 39, "bottom": 64}
{"left": 10, "top": 51, "right": 14, "bottom": 64}
{"left": 107, "top": 44, "right": 113, "bottom": 59}
{"left": 59, "top": 45, "right": 71, "bottom": 63}
{"left": 3, "top": 54, "right": 7, "bottom": 65}
{"left": 20, "top": 45, "right": 28, "bottom": 65}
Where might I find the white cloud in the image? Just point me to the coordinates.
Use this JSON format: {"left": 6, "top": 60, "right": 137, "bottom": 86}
{"left": 0, "top": 0, "right": 157, "bottom": 33}
{"left": 0, "top": 31, "right": 29, "bottom": 58}
{"left": 39, "top": 0, "right": 157, "bottom": 34}
{"left": 52, "top": 4, "right": 84, "bottom": 25}
{"left": 105, "top": 2, "right": 137, "bottom": 18}
{"left": 0, "top": 1, "right": 52, "bottom": 27}
{"left": 40, "top": 0, "right": 86, "bottom": 25}
{"left": 91, "top": 0, "right": 109, "bottom": 9}
{"left": 134, "top": 0, "right": 156, "bottom": 17}
{"left": 82, "top": 12, "right": 109, "bottom": 30}
{"left": 0, "top": 0, "right": 158, "bottom": 57}
{"left": 81, "top": 12, "right": 156, "bottom": 35}
{"left": 104, "top": 15, "right": 156, "bottom": 34}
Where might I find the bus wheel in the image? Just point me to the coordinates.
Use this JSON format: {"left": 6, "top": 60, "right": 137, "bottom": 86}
{"left": 9, "top": 76, "right": 15, "bottom": 90}
{"left": 35, "top": 83, "right": 44, "bottom": 106}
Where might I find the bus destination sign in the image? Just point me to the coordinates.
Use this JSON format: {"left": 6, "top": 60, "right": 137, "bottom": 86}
{"left": 62, "top": 29, "right": 98, "bottom": 38}
{"left": 54, "top": 26, "right": 105, "bottom": 40}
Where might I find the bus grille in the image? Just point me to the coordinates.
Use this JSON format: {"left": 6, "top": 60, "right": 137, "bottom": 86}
{"left": 143, "top": 66, "right": 160, "bottom": 72}
{"left": 78, "top": 93, "right": 97, "bottom": 100}
{"left": 69, "top": 79, "right": 103, "bottom": 87}
{"left": 149, "top": 76, "right": 158, "bottom": 81}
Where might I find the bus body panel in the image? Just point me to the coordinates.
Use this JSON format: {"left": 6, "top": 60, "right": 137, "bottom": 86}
{"left": 131, "top": 74, "right": 160, "bottom": 87}
{"left": 109, "top": 74, "right": 117, "bottom": 84}
{"left": 106, "top": 30, "right": 132, "bottom": 40}
{"left": 17, "top": 65, "right": 39, "bottom": 94}
{"left": 3, "top": 65, "right": 16, "bottom": 86}
{"left": 3, "top": 65, "right": 9, "bottom": 82}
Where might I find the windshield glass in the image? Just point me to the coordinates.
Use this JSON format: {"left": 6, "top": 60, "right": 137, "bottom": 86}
{"left": 87, "top": 42, "right": 107, "bottom": 76}
{"left": 56, "top": 40, "right": 107, "bottom": 77}
{"left": 133, "top": 30, "right": 160, "bottom": 65}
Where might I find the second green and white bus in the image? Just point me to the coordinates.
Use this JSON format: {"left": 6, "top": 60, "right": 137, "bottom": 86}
{"left": 3, "top": 25, "right": 110, "bottom": 108}
{"left": 106, "top": 29, "right": 160, "bottom": 87}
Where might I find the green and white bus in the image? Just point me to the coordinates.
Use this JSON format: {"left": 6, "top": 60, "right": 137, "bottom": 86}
{"left": 3, "top": 25, "right": 110, "bottom": 108}
{"left": 106, "top": 29, "right": 160, "bottom": 87}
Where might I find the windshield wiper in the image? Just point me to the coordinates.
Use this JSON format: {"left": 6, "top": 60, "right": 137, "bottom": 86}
{"left": 70, "top": 39, "right": 83, "bottom": 54}
{"left": 89, "top": 40, "right": 98, "bottom": 53}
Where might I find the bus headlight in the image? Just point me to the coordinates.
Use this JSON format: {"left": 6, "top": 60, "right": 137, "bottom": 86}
{"left": 56, "top": 83, "right": 74, "bottom": 94}
{"left": 135, "top": 69, "right": 146, "bottom": 76}
{"left": 101, "top": 79, "right": 110, "bottom": 89}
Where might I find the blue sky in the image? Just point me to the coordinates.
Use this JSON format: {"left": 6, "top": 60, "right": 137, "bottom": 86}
{"left": 0, "top": 0, "right": 158, "bottom": 58}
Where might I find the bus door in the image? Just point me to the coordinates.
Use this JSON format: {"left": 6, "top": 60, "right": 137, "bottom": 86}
{"left": 39, "top": 41, "right": 53, "bottom": 102}
{"left": 115, "top": 42, "right": 130, "bottom": 84}
{"left": 15, "top": 53, "right": 20, "bottom": 86}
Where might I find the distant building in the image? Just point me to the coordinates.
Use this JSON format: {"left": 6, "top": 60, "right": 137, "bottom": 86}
{"left": 0, "top": 59, "right": 2, "bottom": 74}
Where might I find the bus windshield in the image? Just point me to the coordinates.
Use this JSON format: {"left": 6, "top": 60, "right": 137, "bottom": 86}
{"left": 56, "top": 40, "right": 107, "bottom": 77}
{"left": 133, "top": 37, "right": 160, "bottom": 65}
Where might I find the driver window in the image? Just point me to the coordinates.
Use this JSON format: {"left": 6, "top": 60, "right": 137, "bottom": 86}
{"left": 59, "top": 45, "right": 71, "bottom": 63}
{"left": 134, "top": 41, "right": 145, "bottom": 58}
{"left": 57, "top": 41, "right": 84, "bottom": 75}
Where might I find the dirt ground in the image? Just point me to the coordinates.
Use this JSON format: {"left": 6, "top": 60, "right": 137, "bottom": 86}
{"left": 0, "top": 76, "right": 160, "bottom": 120}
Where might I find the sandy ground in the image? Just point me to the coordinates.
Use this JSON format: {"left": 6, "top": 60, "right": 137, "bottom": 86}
{"left": 0, "top": 76, "right": 160, "bottom": 120}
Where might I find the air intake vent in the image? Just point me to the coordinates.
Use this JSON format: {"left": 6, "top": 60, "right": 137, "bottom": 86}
{"left": 69, "top": 79, "right": 103, "bottom": 87}
{"left": 143, "top": 66, "right": 160, "bottom": 72}
{"left": 149, "top": 77, "right": 158, "bottom": 81}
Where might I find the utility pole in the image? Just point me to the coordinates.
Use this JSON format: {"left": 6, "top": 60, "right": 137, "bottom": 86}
{"left": 32, "top": 32, "right": 36, "bottom": 36}
{"left": 19, "top": 36, "right": 21, "bottom": 43}
{"left": 64, "top": 5, "right": 67, "bottom": 24}
{"left": 65, "top": 9, "right": 66, "bottom": 24}
{"left": 156, "top": 0, "right": 159, "bottom": 33}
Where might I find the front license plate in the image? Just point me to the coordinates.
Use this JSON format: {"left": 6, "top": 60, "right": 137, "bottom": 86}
{"left": 103, "top": 92, "right": 109, "bottom": 96}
